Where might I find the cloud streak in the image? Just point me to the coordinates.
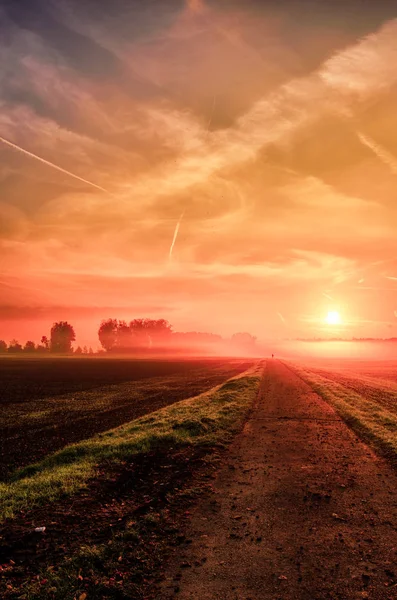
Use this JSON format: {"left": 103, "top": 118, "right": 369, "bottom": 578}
{"left": 357, "top": 132, "right": 397, "bottom": 175}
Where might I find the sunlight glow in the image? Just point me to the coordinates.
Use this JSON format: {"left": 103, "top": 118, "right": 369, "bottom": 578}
{"left": 325, "top": 311, "right": 341, "bottom": 326}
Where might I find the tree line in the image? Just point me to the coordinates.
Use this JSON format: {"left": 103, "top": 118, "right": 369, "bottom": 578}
{"left": 0, "top": 322, "right": 77, "bottom": 354}
{"left": 1, "top": 318, "right": 257, "bottom": 355}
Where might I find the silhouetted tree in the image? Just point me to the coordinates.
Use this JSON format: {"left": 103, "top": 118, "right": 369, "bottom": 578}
{"left": 74, "top": 346, "right": 83, "bottom": 355}
{"left": 41, "top": 336, "right": 49, "bottom": 350}
{"left": 24, "top": 341, "right": 36, "bottom": 353}
{"left": 130, "top": 318, "right": 172, "bottom": 337}
{"left": 83, "top": 346, "right": 88, "bottom": 354}
{"left": 171, "top": 331, "right": 223, "bottom": 354}
{"left": 231, "top": 332, "right": 257, "bottom": 344}
{"left": 173, "top": 331, "right": 222, "bottom": 344}
{"left": 98, "top": 318, "right": 173, "bottom": 352}
{"left": 129, "top": 318, "right": 172, "bottom": 348}
{"left": 8, "top": 339, "right": 22, "bottom": 353}
{"left": 98, "top": 319, "right": 118, "bottom": 351}
{"left": 0, "top": 340, "right": 7, "bottom": 353}
{"left": 231, "top": 332, "right": 257, "bottom": 354}
{"left": 117, "top": 321, "right": 132, "bottom": 348}
{"left": 50, "top": 322, "right": 76, "bottom": 353}
{"left": 88, "top": 347, "right": 94, "bottom": 355}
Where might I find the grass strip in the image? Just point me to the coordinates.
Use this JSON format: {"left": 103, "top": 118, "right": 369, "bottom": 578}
{"left": 287, "top": 362, "right": 397, "bottom": 463}
{"left": 0, "top": 364, "right": 263, "bottom": 522}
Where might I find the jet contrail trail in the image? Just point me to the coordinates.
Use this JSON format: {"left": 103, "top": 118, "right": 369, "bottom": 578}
{"left": 277, "top": 312, "right": 286, "bottom": 324}
{"left": 322, "top": 292, "right": 333, "bottom": 301}
{"left": 169, "top": 210, "right": 185, "bottom": 259}
{"left": 357, "top": 132, "right": 397, "bottom": 175}
{"left": 0, "top": 135, "right": 112, "bottom": 195}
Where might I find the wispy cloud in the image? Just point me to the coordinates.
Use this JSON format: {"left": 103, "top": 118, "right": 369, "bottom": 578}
{"left": 319, "top": 19, "right": 397, "bottom": 97}
{"left": 1, "top": 3, "right": 397, "bottom": 340}
{"left": 357, "top": 132, "right": 397, "bottom": 174}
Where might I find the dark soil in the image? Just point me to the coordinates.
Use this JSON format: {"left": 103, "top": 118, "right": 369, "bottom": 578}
{"left": 0, "top": 356, "right": 247, "bottom": 404}
{"left": 0, "top": 445, "right": 223, "bottom": 599}
{"left": 0, "top": 358, "right": 252, "bottom": 479}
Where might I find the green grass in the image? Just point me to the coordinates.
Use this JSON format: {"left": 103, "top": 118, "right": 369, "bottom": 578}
{"left": 0, "top": 364, "right": 263, "bottom": 522}
{"left": 288, "top": 362, "right": 397, "bottom": 463}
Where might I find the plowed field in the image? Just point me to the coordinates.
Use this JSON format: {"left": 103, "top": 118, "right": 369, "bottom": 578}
{"left": 0, "top": 357, "right": 253, "bottom": 479}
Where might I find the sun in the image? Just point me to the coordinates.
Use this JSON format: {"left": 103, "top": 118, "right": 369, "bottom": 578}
{"left": 325, "top": 310, "right": 341, "bottom": 326}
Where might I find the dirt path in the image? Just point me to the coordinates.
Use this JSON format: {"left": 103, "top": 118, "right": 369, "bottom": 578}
{"left": 159, "top": 360, "right": 397, "bottom": 600}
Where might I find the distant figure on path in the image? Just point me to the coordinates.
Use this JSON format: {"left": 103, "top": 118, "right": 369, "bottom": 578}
{"left": 272, "top": 353, "right": 274, "bottom": 358}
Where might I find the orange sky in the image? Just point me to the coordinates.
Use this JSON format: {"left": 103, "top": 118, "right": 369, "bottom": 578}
{"left": 1, "top": 0, "right": 397, "bottom": 347}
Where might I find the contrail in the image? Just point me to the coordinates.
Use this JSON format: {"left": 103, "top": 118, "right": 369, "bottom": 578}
{"left": 0, "top": 134, "right": 112, "bottom": 195}
{"left": 277, "top": 312, "right": 286, "bottom": 324}
{"left": 169, "top": 210, "right": 185, "bottom": 259}
{"left": 322, "top": 292, "right": 333, "bottom": 300}
{"left": 357, "top": 132, "right": 397, "bottom": 175}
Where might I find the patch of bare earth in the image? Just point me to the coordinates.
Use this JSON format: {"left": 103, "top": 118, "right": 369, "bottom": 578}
{"left": 159, "top": 360, "right": 397, "bottom": 600}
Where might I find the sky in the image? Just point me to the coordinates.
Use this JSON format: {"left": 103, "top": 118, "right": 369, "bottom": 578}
{"left": 1, "top": 0, "right": 397, "bottom": 348}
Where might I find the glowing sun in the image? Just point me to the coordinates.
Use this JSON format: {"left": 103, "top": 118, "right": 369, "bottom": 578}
{"left": 325, "top": 311, "right": 341, "bottom": 325}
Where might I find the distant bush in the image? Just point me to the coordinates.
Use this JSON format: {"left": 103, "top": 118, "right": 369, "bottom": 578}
{"left": 24, "top": 341, "right": 36, "bottom": 353}
{"left": 8, "top": 339, "right": 22, "bottom": 353}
